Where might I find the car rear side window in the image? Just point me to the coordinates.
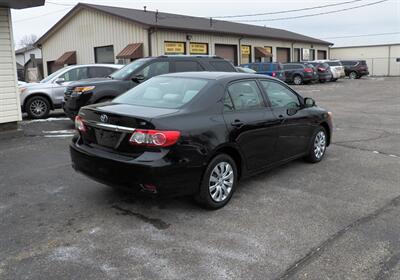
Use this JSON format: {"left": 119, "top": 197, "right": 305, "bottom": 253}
{"left": 227, "top": 80, "right": 264, "bottom": 111}
{"left": 260, "top": 80, "right": 300, "bottom": 108}
{"left": 88, "top": 67, "right": 116, "bottom": 78}
{"left": 113, "top": 76, "right": 208, "bottom": 109}
{"left": 174, "top": 61, "right": 204, "bottom": 72}
{"left": 210, "top": 61, "right": 235, "bottom": 72}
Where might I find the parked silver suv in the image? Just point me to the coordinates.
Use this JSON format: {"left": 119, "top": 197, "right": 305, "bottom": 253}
{"left": 19, "top": 64, "right": 123, "bottom": 119}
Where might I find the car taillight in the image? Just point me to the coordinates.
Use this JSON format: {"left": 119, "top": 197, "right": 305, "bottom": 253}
{"left": 75, "top": 116, "right": 86, "bottom": 132}
{"left": 318, "top": 67, "right": 326, "bottom": 72}
{"left": 304, "top": 68, "right": 313, "bottom": 73}
{"left": 129, "top": 129, "right": 180, "bottom": 147}
{"left": 272, "top": 72, "right": 276, "bottom": 77}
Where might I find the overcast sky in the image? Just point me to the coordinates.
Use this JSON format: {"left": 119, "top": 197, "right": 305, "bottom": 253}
{"left": 11, "top": 0, "right": 400, "bottom": 49}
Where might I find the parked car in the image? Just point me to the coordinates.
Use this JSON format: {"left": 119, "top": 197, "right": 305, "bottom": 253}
{"left": 63, "top": 56, "right": 237, "bottom": 120}
{"left": 340, "top": 60, "right": 369, "bottom": 79}
{"left": 70, "top": 72, "right": 333, "bottom": 209}
{"left": 19, "top": 64, "right": 123, "bottom": 119}
{"left": 308, "top": 62, "right": 333, "bottom": 83}
{"left": 236, "top": 66, "right": 256, "bottom": 73}
{"left": 282, "top": 63, "right": 318, "bottom": 85}
{"left": 240, "top": 62, "right": 286, "bottom": 82}
{"left": 311, "top": 60, "right": 345, "bottom": 81}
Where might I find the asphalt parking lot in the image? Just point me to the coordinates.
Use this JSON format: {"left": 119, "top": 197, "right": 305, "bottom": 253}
{"left": 1, "top": 77, "right": 399, "bottom": 280}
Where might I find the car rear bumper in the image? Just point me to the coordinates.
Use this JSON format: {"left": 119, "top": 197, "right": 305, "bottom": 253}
{"left": 318, "top": 73, "right": 332, "bottom": 81}
{"left": 70, "top": 138, "right": 203, "bottom": 196}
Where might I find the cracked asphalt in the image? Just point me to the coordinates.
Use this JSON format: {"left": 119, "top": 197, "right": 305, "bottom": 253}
{"left": 0, "top": 77, "right": 399, "bottom": 280}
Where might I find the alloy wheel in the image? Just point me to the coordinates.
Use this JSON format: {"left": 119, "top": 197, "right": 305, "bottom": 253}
{"left": 29, "top": 99, "right": 48, "bottom": 117}
{"left": 349, "top": 72, "right": 357, "bottom": 79}
{"left": 209, "top": 162, "right": 234, "bottom": 202}
{"left": 314, "top": 131, "right": 326, "bottom": 159}
{"left": 293, "top": 76, "right": 302, "bottom": 85}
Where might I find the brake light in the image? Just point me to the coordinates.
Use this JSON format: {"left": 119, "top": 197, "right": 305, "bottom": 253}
{"left": 129, "top": 129, "right": 180, "bottom": 147}
{"left": 304, "top": 68, "right": 313, "bottom": 73}
{"left": 75, "top": 116, "right": 86, "bottom": 132}
{"left": 318, "top": 67, "right": 326, "bottom": 72}
{"left": 272, "top": 72, "right": 276, "bottom": 77}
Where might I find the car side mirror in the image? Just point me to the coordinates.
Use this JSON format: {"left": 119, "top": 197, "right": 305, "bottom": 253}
{"left": 304, "top": 97, "right": 316, "bottom": 108}
{"left": 132, "top": 74, "right": 145, "bottom": 83}
{"left": 55, "top": 77, "right": 65, "bottom": 84}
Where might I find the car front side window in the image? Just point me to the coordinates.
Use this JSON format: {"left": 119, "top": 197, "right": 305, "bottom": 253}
{"left": 138, "top": 61, "right": 170, "bottom": 80}
{"left": 260, "top": 80, "right": 300, "bottom": 109}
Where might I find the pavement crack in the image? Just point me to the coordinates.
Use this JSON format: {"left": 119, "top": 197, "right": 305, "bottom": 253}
{"left": 111, "top": 205, "right": 170, "bottom": 230}
{"left": 332, "top": 143, "right": 400, "bottom": 158}
{"left": 374, "top": 252, "right": 400, "bottom": 280}
{"left": 276, "top": 195, "right": 400, "bottom": 280}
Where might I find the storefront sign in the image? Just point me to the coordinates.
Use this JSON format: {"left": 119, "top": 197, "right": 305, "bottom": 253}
{"left": 302, "top": 48, "right": 310, "bottom": 61}
{"left": 241, "top": 45, "right": 250, "bottom": 55}
{"left": 190, "top": 43, "right": 208, "bottom": 54}
{"left": 264, "top": 46, "right": 272, "bottom": 55}
{"left": 164, "top": 42, "right": 185, "bottom": 54}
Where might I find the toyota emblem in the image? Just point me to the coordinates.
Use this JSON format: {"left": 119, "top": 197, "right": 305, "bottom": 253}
{"left": 100, "top": 114, "right": 108, "bottom": 123}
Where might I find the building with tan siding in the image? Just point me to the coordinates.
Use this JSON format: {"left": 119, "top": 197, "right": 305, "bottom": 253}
{"left": 330, "top": 44, "right": 400, "bottom": 76}
{"left": 36, "top": 3, "right": 332, "bottom": 76}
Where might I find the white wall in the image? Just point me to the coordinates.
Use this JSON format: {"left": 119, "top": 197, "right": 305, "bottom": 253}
{"left": 0, "top": 8, "right": 21, "bottom": 124}
{"left": 330, "top": 45, "right": 400, "bottom": 76}
{"left": 15, "top": 47, "right": 41, "bottom": 66}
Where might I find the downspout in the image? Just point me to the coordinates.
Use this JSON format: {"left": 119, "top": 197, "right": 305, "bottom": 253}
{"left": 238, "top": 37, "right": 243, "bottom": 66}
{"left": 291, "top": 42, "right": 294, "bottom": 62}
{"left": 388, "top": 45, "right": 391, "bottom": 76}
{"left": 147, "top": 27, "right": 154, "bottom": 57}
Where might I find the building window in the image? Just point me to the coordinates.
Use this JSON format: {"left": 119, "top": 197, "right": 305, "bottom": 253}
{"left": 293, "top": 48, "right": 301, "bottom": 62}
{"left": 189, "top": 43, "right": 208, "bottom": 55}
{"left": 164, "top": 41, "right": 186, "bottom": 55}
{"left": 310, "top": 49, "right": 316, "bottom": 61}
{"left": 241, "top": 45, "right": 251, "bottom": 64}
{"left": 94, "top": 45, "right": 115, "bottom": 64}
{"left": 264, "top": 46, "right": 272, "bottom": 62}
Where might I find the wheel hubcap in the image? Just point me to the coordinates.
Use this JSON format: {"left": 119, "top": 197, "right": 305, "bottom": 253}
{"left": 294, "top": 76, "right": 302, "bottom": 85}
{"left": 314, "top": 131, "right": 326, "bottom": 159}
{"left": 30, "top": 100, "right": 47, "bottom": 116}
{"left": 350, "top": 72, "right": 356, "bottom": 79}
{"left": 209, "top": 162, "right": 234, "bottom": 202}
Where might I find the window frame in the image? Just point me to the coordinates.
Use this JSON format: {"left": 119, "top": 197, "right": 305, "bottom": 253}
{"left": 94, "top": 45, "right": 115, "bottom": 64}
{"left": 223, "top": 79, "right": 268, "bottom": 112}
{"left": 257, "top": 79, "right": 304, "bottom": 109}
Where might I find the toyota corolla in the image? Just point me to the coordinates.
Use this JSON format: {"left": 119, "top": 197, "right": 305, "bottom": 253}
{"left": 70, "top": 72, "right": 333, "bottom": 209}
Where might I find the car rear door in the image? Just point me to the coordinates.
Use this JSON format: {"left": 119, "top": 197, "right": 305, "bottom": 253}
{"left": 259, "top": 79, "right": 313, "bottom": 160}
{"left": 222, "top": 79, "right": 280, "bottom": 170}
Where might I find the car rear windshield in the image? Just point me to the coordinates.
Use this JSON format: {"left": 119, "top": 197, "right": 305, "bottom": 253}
{"left": 110, "top": 58, "right": 151, "bottom": 80}
{"left": 113, "top": 76, "right": 209, "bottom": 109}
{"left": 327, "top": 61, "right": 342, "bottom": 66}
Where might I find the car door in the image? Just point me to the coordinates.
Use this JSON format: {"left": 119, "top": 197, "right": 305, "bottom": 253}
{"left": 283, "top": 64, "right": 295, "bottom": 81}
{"left": 222, "top": 79, "right": 280, "bottom": 170}
{"left": 259, "top": 79, "right": 313, "bottom": 160}
{"left": 53, "top": 66, "right": 89, "bottom": 105}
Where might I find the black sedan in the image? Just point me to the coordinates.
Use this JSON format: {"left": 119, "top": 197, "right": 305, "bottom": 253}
{"left": 70, "top": 72, "right": 333, "bottom": 209}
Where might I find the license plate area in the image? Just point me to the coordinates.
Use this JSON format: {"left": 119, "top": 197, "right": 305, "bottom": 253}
{"left": 94, "top": 129, "right": 123, "bottom": 149}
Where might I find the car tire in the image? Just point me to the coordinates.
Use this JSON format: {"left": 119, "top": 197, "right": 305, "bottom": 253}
{"left": 26, "top": 96, "right": 51, "bottom": 119}
{"left": 195, "top": 154, "right": 238, "bottom": 210}
{"left": 331, "top": 78, "right": 338, "bottom": 82}
{"left": 293, "top": 75, "right": 303, "bottom": 85}
{"left": 305, "top": 127, "right": 328, "bottom": 163}
{"left": 319, "top": 79, "right": 326, "bottom": 83}
{"left": 349, "top": 71, "right": 357, "bottom": 79}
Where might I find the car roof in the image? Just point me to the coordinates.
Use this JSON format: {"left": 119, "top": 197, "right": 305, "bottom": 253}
{"left": 67, "top": 64, "right": 124, "bottom": 69}
{"left": 160, "top": 71, "right": 276, "bottom": 81}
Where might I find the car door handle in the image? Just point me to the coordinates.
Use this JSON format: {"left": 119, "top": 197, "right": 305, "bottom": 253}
{"left": 231, "top": 120, "right": 244, "bottom": 127}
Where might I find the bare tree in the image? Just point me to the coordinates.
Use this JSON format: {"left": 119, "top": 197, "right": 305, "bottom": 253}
{"left": 18, "top": 34, "right": 38, "bottom": 48}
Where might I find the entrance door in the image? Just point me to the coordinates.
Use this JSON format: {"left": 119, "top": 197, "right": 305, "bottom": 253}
{"left": 215, "top": 44, "right": 238, "bottom": 66}
{"left": 276, "top": 48, "right": 291, "bottom": 63}
{"left": 317, "top": 50, "right": 327, "bottom": 60}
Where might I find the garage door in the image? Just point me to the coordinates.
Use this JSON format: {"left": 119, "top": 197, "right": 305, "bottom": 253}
{"left": 317, "top": 50, "right": 327, "bottom": 60}
{"left": 276, "top": 48, "right": 290, "bottom": 63}
{"left": 215, "top": 44, "right": 237, "bottom": 66}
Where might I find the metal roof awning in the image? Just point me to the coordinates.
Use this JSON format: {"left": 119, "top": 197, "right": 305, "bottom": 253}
{"left": 116, "top": 43, "right": 143, "bottom": 59}
{"left": 255, "top": 47, "right": 272, "bottom": 57}
{"left": 55, "top": 51, "right": 76, "bottom": 65}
